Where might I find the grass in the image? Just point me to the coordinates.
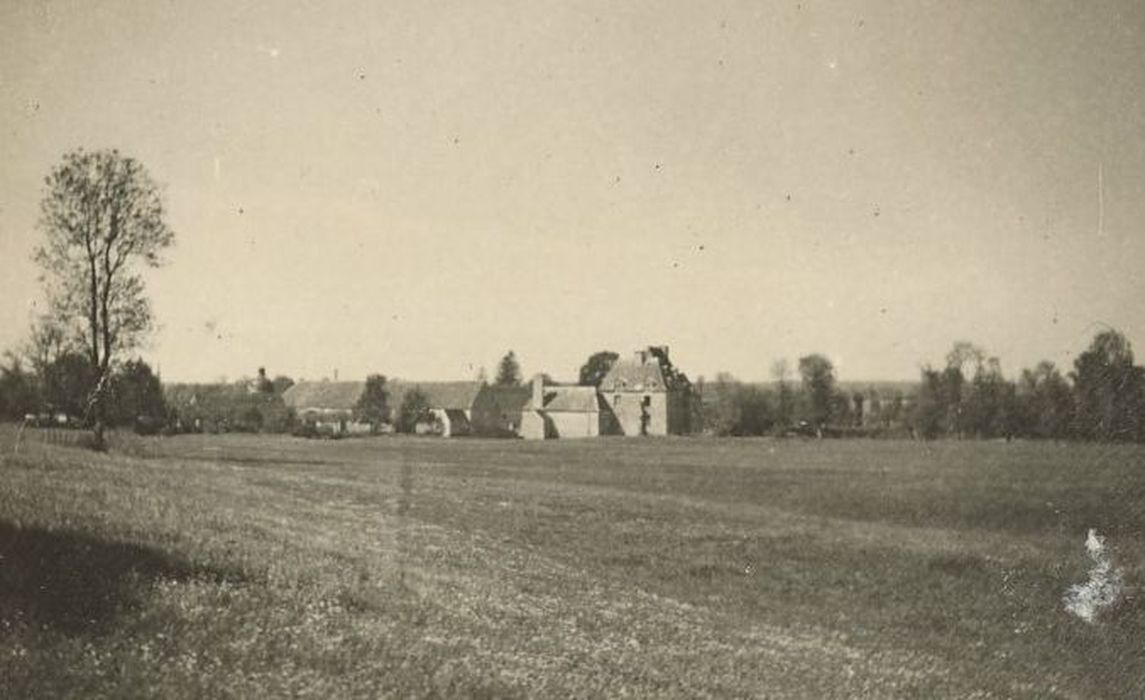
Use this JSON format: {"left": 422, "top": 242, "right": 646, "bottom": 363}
{"left": 0, "top": 427, "right": 1143, "bottom": 697}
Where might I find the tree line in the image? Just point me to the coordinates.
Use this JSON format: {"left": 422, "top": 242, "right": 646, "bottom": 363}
{"left": 686, "top": 330, "right": 1145, "bottom": 442}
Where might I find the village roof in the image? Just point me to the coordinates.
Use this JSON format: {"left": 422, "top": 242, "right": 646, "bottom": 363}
{"left": 282, "top": 379, "right": 487, "bottom": 412}
{"left": 525, "top": 384, "right": 601, "bottom": 413}
{"left": 282, "top": 381, "right": 365, "bottom": 410}
{"left": 388, "top": 380, "right": 485, "bottom": 411}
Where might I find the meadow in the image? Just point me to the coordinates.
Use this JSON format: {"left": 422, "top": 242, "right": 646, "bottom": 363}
{"left": 0, "top": 427, "right": 1142, "bottom": 698}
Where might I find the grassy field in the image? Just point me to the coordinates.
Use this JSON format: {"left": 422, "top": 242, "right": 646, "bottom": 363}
{"left": 1, "top": 427, "right": 1143, "bottom": 698}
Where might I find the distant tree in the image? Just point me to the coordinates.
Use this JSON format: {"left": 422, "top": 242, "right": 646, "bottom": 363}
{"left": 0, "top": 353, "right": 40, "bottom": 420}
{"left": 355, "top": 374, "right": 390, "bottom": 429}
{"left": 495, "top": 350, "right": 522, "bottom": 387}
{"left": 736, "top": 385, "right": 774, "bottom": 436}
{"left": 41, "top": 352, "right": 98, "bottom": 419}
{"left": 698, "top": 373, "right": 774, "bottom": 436}
{"left": 962, "top": 357, "right": 1016, "bottom": 439}
{"left": 271, "top": 375, "right": 295, "bottom": 395}
{"left": 23, "top": 313, "right": 76, "bottom": 375}
{"left": 938, "top": 365, "right": 966, "bottom": 436}
{"left": 33, "top": 149, "right": 175, "bottom": 449}
{"left": 578, "top": 350, "right": 619, "bottom": 387}
{"left": 945, "top": 341, "right": 986, "bottom": 377}
{"left": 1016, "top": 361, "right": 1073, "bottom": 439}
{"left": 939, "top": 342, "right": 987, "bottom": 436}
{"left": 879, "top": 391, "right": 906, "bottom": 430}
{"left": 107, "top": 358, "right": 167, "bottom": 429}
{"left": 851, "top": 392, "right": 865, "bottom": 427}
{"left": 239, "top": 406, "right": 264, "bottom": 432}
{"left": 690, "top": 375, "right": 707, "bottom": 433}
{"left": 1071, "top": 329, "right": 1141, "bottom": 441}
{"left": 771, "top": 358, "right": 794, "bottom": 429}
{"left": 911, "top": 366, "right": 946, "bottom": 439}
{"left": 704, "top": 372, "right": 743, "bottom": 436}
{"left": 797, "top": 354, "right": 835, "bottom": 436}
{"left": 395, "top": 388, "right": 431, "bottom": 434}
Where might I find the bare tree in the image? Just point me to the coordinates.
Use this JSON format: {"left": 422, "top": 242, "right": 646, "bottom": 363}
{"left": 33, "top": 149, "right": 174, "bottom": 450}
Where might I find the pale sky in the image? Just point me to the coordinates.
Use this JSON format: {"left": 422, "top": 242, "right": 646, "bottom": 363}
{"left": 2, "top": 0, "right": 1143, "bottom": 383}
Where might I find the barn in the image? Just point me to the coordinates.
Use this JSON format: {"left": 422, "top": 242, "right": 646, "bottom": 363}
{"left": 281, "top": 380, "right": 372, "bottom": 434}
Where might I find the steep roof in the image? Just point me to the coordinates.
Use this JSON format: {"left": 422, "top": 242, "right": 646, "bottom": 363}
{"left": 600, "top": 357, "right": 667, "bottom": 393}
{"left": 282, "top": 381, "right": 364, "bottom": 410}
{"left": 388, "top": 380, "right": 484, "bottom": 411}
{"left": 525, "top": 384, "right": 601, "bottom": 413}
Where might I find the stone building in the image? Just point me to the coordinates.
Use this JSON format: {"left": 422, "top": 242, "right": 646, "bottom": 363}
{"left": 520, "top": 375, "right": 610, "bottom": 439}
{"left": 597, "top": 346, "right": 692, "bottom": 436}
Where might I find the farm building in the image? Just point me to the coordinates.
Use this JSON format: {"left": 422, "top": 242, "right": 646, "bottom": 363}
{"left": 280, "top": 380, "right": 372, "bottom": 435}
{"left": 470, "top": 384, "right": 532, "bottom": 437}
{"left": 520, "top": 375, "right": 613, "bottom": 439}
{"left": 165, "top": 380, "right": 294, "bottom": 433}
{"left": 283, "top": 379, "right": 529, "bottom": 437}
{"left": 598, "top": 346, "right": 693, "bottom": 436}
{"left": 386, "top": 381, "right": 485, "bottom": 437}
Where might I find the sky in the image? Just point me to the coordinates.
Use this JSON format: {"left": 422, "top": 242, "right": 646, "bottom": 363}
{"left": 2, "top": 0, "right": 1143, "bottom": 384}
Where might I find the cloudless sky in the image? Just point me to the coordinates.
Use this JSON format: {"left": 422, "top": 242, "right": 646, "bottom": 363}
{"left": 2, "top": 0, "right": 1143, "bottom": 383}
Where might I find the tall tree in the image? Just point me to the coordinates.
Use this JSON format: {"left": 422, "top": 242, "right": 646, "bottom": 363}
{"left": 396, "top": 388, "right": 430, "bottom": 434}
{"left": 578, "top": 350, "right": 619, "bottom": 387}
{"left": 107, "top": 358, "right": 168, "bottom": 430}
{"left": 797, "top": 354, "right": 835, "bottom": 436}
{"left": 354, "top": 374, "right": 390, "bottom": 429}
{"left": 34, "top": 149, "right": 174, "bottom": 449}
{"left": 1016, "top": 361, "right": 1073, "bottom": 439}
{"left": 495, "top": 350, "right": 522, "bottom": 387}
{"left": 771, "top": 358, "right": 794, "bottom": 429}
{"left": 963, "top": 356, "right": 1016, "bottom": 439}
{"left": 942, "top": 341, "right": 985, "bottom": 436}
{"left": 1071, "top": 329, "right": 1140, "bottom": 441}
{"left": 911, "top": 366, "right": 946, "bottom": 439}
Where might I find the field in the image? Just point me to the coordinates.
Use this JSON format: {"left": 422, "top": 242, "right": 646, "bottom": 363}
{"left": 1, "top": 428, "right": 1143, "bottom": 698}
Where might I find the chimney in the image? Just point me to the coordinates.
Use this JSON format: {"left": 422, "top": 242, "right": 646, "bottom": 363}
{"left": 635, "top": 349, "right": 647, "bottom": 365}
{"left": 532, "top": 373, "right": 545, "bottom": 407}
{"left": 258, "top": 367, "right": 267, "bottom": 380}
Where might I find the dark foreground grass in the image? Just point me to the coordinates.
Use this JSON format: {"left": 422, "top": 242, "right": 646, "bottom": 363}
{"left": 0, "top": 428, "right": 1142, "bottom": 698}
